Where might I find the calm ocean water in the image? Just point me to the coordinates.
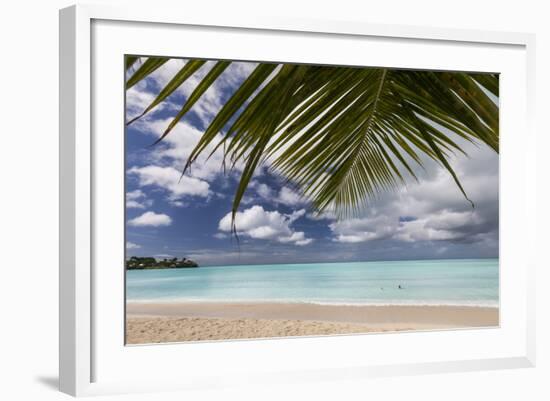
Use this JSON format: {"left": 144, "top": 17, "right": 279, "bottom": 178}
{"left": 126, "top": 258, "right": 499, "bottom": 307}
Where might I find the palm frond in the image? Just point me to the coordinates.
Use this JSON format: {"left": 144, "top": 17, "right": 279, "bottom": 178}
{"left": 125, "top": 56, "right": 139, "bottom": 71}
{"left": 126, "top": 57, "right": 168, "bottom": 89}
{"left": 127, "top": 59, "right": 208, "bottom": 125}
{"left": 124, "top": 55, "right": 499, "bottom": 223}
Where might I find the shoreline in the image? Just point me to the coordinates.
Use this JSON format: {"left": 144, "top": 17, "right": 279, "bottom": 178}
{"left": 127, "top": 299, "right": 498, "bottom": 308}
{"left": 126, "top": 301, "right": 499, "bottom": 344}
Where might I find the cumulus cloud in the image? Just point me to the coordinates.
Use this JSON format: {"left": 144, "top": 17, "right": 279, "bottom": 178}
{"left": 330, "top": 215, "right": 397, "bottom": 243}
{"left": 126, "top": 189, "right": 153, "bottom": 209}
{"left": 330, "top": 209, "right": 489, "bottom": 244}
{"left": 218, "top": 205, "right": 312, "bottom": 246}
{"left": 327, "top": 137, "right": 499, "bottom": 248}
{"left": 278, "top": 231, "right": 313, "bottom": 246}
{"left": 126, "top": 84, "right": 168, "bottom": 121}
{"left": 128, "top": 165, "right": 210, "bottom": 200}
{"left": 128, "top": 118, "right": 248, "bottom": 208}
{"left": 126, "top": 58, "right": 258, "bottom": 133}
{"left": 248, "top": 181, "right": 309, "bottom": 208}
{"left": 255, "top": 182, "right": 275, "bottom": 199}
{"left": 145, "top": 59, "right": 256, "bottom": 122}
{"left": 125, "top": 60, "right": 276, "bottom": 210}
{"left": 125, "top": 60, "right": 257, "bottom": 203}
{"left": 306, "top": 210, "right": 337, "bottom": 221}
{"left": 126, "top": 241, "right": 141, "bottom": 249}
{"left": 395, "top": 210, "right": 481, "bottom": 242}
{"left": 128, "top": 211, "right": 172, "bottom": 227}
{"left": 276, "top": 186, "right": 308, "bottom": 206}
{"left": 135, "top": 119, "right": 240, "bottom": 181}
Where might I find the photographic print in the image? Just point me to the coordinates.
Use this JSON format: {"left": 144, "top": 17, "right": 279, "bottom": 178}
{"left": 124, "top": 56, "right": 499, "bottom": 345}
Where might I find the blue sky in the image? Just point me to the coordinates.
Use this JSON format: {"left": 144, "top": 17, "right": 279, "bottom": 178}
{"left": 125, "top": 58, "right": 499, "bottom": 266}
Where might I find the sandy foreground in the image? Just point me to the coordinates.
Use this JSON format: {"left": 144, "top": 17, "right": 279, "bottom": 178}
{"left": 126, "top": 302, "right": 499, "bottom": 344}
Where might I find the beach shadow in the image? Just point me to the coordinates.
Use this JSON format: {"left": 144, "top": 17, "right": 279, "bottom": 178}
{"left": 35, "top": 375, "right": 58, "bottom": 391}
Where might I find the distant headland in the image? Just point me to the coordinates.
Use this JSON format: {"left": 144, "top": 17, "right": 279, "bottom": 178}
{"left": 126, "top": 256, "right": 198, "bottom": 270}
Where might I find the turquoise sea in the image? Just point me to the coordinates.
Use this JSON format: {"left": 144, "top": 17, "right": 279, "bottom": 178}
{"left": 126, "top": 258, "right": 499, "bottom": 307}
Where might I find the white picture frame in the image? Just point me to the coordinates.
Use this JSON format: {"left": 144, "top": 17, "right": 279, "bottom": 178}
{"left": 59, "top": 4, "right": 536, "bottom": 397}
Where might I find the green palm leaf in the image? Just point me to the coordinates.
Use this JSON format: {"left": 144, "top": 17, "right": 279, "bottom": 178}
{"left": 152, "top": 61, "right": 231, "bottom": 145}
{"left": 125, "top": 56, "right": 139, "bottom": 71}
{"left": 125, "top": 56, "right": 499, "bottom": 224}
{"left": 127, "top": 59, "right": 208, "bottom": 125}
{"left": 126, "top": 56, "right": 168, "bottom": 89}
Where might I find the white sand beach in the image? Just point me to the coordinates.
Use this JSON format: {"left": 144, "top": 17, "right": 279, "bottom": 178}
{"left": 126, "top": 302, "right": 499, "bottom": 344}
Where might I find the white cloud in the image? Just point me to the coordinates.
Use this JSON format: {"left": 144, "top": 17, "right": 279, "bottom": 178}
{"left": 124, "top": 61, "right": 260, "bottom": 215}
{"left": 306, "top": 210, "right": 337, "bottom": 221}
{"left": 241, "top": 182, "right": 273, "bottom": 206}
{"left": 276, "top": 186, "right": 308, "bottom": 206}
{"left": 126, "top": 58, "right": 498, "bottom": 256}
{"left": 149, "top": 59, "right": 211, "bottom": 109}
{"left": 278, "top": 231, "right": 313, "bottom": 246}
{"left": 248, "top": 181, "right": 311, "bottom": 208}
{"left": 394, "top": 210, "right": 481, "bottom": 242}
{"left": 126, "top": 200, "right": 144, "bottom": 208}
{"left": 148, "top": 120, "right": 237, "bottom": 180}
{"left": 147, "top": 58, "right": 189, "bottom": 89}
{"left": 143, "top": 59, "right": 256, "bottom": 124}
{"left": 127, "top": 189, "right": 144, "bottom": 200}
{"left": 329, "top": 210, "right": 484, "bottom": 244}
{"left": 170, "top": 200, "right": 186, "bottom": 207}
{"left": 327, "top": 138, "right": 498, "bottom": 245}
{"left": 128, "top": 211, "right": 172, "bottom": 227}
{"left": 125, "top": 60, "right": 278, "bottom": 218}
{"left": 126, "top": 189, "right": 153, "bottom": 209}
{"left": 255, "top": 182, "right": 275, "bottom": 199}
{"left": 218, "top": 205, "right": 312, "bottom": 246}
{"left": 330, "top": 215, "right": 397, "bottom": 243}
{"left": 287, "top": 208, "right": 306, "bottom": 222}
{"left": 126, "top": 241, "right": 141, "bottom": 249}
{"left": 328, "top": 191, "right": 493, "bottom": 244}
{"left": 130, "top": 118, "right": 247, "bottom": 194}
{"left": 128, "top": 165, "right": 210, "bottom": 199}
{"left": 125, "top": 62, "right": 180, "bottom": 121}
{"left": 126, "top": 59, "right": 260, "bottom": 187}
{"left": 126, "top": 85, "right": 160, "bottom": 121}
